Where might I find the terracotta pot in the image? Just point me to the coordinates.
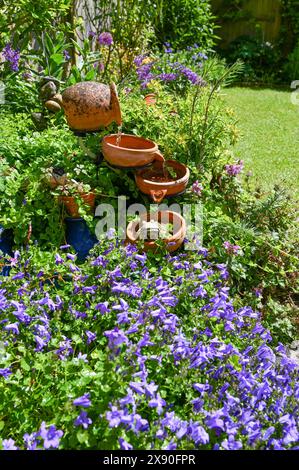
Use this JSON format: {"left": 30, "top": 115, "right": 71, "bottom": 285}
{"left": 126, "top": 211, "right": 186, "bottom": 253}
{"left": 135, "top": 160, "right": 190, "bottom": 203}
{"left": 52, "top": 82, "right": 122, "bottom": 132}
{"left": 59, "top": 193, "right": 96, "bottom": 217}
{"left": 102, "top": 134, "right": 165, "bottom": 169}
{"left": 144, "top": 94, "right": 157, "bottom": 106}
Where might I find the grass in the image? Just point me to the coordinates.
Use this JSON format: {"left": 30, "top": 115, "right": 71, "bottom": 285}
{"left": 223, "top": 87, "right": 299, "bottom": 196}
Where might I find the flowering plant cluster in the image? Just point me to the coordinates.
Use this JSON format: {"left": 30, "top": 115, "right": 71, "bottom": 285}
{"left": 0, "top": 240, "right": 298, "bottom": 450}
{"left": 133, "top": 44, "right": 207, "bottom": 93}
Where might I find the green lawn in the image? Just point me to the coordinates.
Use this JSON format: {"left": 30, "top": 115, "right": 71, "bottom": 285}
{"left": 223, "top": 87, "right": 299, "bottom": 196}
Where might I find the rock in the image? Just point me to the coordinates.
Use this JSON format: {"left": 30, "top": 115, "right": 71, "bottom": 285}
{"left": 39, "top": 81, "right": 57, "bottom": 101}
{"left": 39, "top": 76, "right": 60, "bottom": 89}
{"left": 45, "top": 100, "right": 61, "bottom": 113}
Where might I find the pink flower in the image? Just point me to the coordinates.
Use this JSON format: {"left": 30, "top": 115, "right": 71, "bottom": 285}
{"left": 191, "top": 180, "right": 203, "bottom": 196}
{"left": 225, "top": 160, "right": 244, "bottom": 176}
{"left": 223, "top": 241, "right": 240, "bottom": 255}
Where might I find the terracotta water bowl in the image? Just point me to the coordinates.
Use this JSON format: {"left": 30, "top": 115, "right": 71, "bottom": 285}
{"left": 126, "top": 210, "right": 186, "bottom": 253}
{"left": 135, "top": 160, "right": 190, "bottom": 203}
{"left": 102, "top": 134, "right": 164, "bottom": 169}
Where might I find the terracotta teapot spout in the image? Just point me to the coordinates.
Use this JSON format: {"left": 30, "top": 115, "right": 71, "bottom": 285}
{"left": 109, "top": 83, "right": 122, "bottom": 126}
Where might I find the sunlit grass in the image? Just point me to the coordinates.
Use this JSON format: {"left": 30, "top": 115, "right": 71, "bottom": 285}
{"left": 223, "top": 87, "right": 299, "bottom": 196}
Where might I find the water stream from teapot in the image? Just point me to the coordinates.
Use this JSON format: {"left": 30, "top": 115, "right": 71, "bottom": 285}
{"left": 116, "top": 125, "right": 122, "bottom": 146}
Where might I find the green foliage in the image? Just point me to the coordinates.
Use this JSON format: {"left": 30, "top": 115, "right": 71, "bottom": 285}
{"left": 223, "top": 36, "right": 281, "bottom": 83}
{"left": 120, "top": 65, "right": 240, "bottom": 171}
{"left": 0, "top": 0, "right": 72, "bottom": 50}
{"left": 284, "top": 40, "right": 299, "bottom": 81}
{"left": 152, "top": 0, "right": 217, "bottom": 50}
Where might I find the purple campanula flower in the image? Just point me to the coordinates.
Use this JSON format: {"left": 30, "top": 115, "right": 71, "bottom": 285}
{"left": 59, "top": 244, "right": 71, "bottom": 250}
{"left": 119, "top": 438, "right": 133, "bottom": 450}
{"left": 2, "top": 438, "right": 18, "bottom": 450}
{"left": 55, "top": 336, "right": 73, "bottom": 360}
{"left": 148, "top": 394, "right": 166, "bottom": 415}
{"left": 165, "top": 441, "right": 177, "bottom": 450}
{"left": 74, "top": 411, "right": 92, "bottom": 429}
{"left": 39, "top": 422, "right": 63, "bottom": 449}
{"left": 98, "top": 32, "right": 113, "bottom": 46}
{"left": 85, "top": 330, "right": 96, "bottom": 344}
{"left": 4, "top": 322, "right": 19, "bottom": 335}
{"left": 104, "top": 327, "right": 128, "bottom": 349}
{"left": 76, "top": 352, "right": 88, "bottom": 363}
{"left": 0, "top": 367, "right": 12, "bottom": 378}
{"left": 188, "top": 422, "right": 209, "bottom": 445}
{"left": 73, "top": 393, "right": 91, "bottom": 408}
{"left": 106, "top": 406, "right": 124, "bottom": 428}
{"left": 23, "top": 432, "right": 39, "bottom": 450}
{"left": 221, "top": 435, "right": 242, "bottom": 450}
{"left": 12, "top": 272, "right": 25, "bottom": 280}
{"left": 55, "top": 253, "right": 64, "bottom": 265}
{"left": 95, "top": 301, "right": 109, "bottom": 314}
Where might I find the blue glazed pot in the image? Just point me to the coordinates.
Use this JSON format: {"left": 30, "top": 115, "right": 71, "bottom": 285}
{"left": 0, "top": 225, "right": 13, "bottom": 276}
{"left": 65, "top": 217, "right": 98, "bottom": 261}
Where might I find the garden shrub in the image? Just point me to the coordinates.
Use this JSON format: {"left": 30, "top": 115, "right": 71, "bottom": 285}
{"left": 151, "top": 0, "right": 217, "bottom": 51}
{"left": 0, "top": 241, "right": 298, "bottom": 450}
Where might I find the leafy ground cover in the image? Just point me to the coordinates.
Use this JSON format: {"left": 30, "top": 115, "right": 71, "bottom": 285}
{"left": 224, "top": 87, "right": 299, "bottom": 195}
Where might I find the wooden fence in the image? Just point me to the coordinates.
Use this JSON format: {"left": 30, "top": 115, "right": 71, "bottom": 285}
{"left": 211, "top": 0, "right": 282, "bottom": 47}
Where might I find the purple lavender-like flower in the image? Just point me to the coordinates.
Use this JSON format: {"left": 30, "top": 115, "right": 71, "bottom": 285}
{"left": 73, "top": 393, "right": 91, "bottom": 408}
{"left": 157, "top": 72, "right": 177, "bottom": 82}
{"left": 2, "top": 43, "right": 20, "bottom": 72}
{"left": 225, "top": 160, "right": 244, "bottom": 176}
{"left": 2, "top": 438, "right": 18, "bottom": 450}
{"left": 191, "top": 180, "right": 203, "bottom": 196}
{"left": 119, "top": 438, "right": 133, "bottom": 450}
{"left": 134, "top": 54, "right": 147, "bottom": 67}
{"left": 74, "top": 410, "right": 92, "bottom": 429}
{"left": 39, "top": 422, "right": 63, "bottom": 449}
{"left": 98, "top": 32, "right": 113, "bottom": 46}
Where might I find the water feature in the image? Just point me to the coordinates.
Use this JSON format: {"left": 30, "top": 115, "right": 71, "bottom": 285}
{"left": 116, "top": 125, "right": 122, "bottom": 146}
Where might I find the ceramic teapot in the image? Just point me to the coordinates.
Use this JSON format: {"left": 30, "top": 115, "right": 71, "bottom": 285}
{"left": 46, "top": 81, "right": 122, "bottom": 132}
